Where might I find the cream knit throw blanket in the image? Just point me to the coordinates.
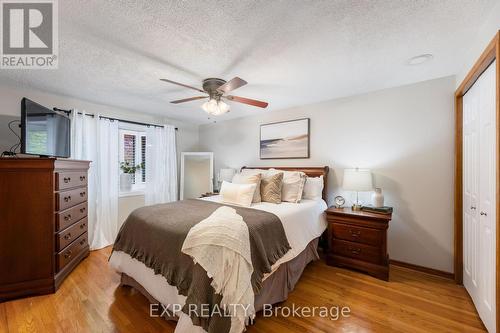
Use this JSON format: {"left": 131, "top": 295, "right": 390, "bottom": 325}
{"left": 182, "top": 206, "right": 255, "bottom": 333}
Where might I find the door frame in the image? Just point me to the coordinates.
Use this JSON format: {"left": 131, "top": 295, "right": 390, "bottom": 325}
{"left": 454, "top": 31, "right": 500, "bottom": 331}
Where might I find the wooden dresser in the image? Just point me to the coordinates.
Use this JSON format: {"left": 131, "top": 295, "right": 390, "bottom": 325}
{"left": 0, "top": 158, "right": 90, "bottom": 301}
{"left": 325, "top": 207, "right": 392, "bottom": 281}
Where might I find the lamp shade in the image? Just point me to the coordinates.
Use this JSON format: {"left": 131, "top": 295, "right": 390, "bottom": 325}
{"left": 343, "top": 168, "right": 373, "bottom": 191}
{"left": 218, "top": 168, "right": 236, "bottom": 182}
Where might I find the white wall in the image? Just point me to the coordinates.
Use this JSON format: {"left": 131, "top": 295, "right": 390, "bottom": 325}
{"left": 0, "top": 83, "right": 199, "bottom": 226}
{"left": 199, "top": 76, "right": 456, "bottom": 273}
{"left": 456, "top": 3, "right": 500, "bottom": 86}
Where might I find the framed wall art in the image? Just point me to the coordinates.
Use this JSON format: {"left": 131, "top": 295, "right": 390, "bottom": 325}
{"left": 260, "top": 118, "right": 310, "bottom": 159}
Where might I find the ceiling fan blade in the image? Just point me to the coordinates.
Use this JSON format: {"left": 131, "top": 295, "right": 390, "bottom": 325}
{"left": 217, "top": 77, "right": 247, "bottom": 93}
{"left": 160, "top": 79, "right": 205, "bottom": 93}
{"left": 225, "top": 95, "right": 268, "bottom": 108}
{"left": 170, "top": 96, "right": 208, "bottom": 104}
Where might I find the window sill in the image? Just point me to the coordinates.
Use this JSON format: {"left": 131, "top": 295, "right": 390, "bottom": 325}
{"left": 119, "top": 191, "right": 145, "bottom": 198}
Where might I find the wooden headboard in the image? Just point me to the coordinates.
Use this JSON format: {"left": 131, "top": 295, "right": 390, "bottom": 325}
{"left": 241, "top": 166, "right": 329, "bottom": 202}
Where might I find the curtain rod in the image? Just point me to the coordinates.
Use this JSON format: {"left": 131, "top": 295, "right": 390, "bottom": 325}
{"left": 54, "top": 108, "right": 178, "bottom": 131}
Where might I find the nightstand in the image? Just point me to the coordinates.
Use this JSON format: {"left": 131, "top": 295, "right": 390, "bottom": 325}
{"left": 199, "top": 192, "right": 219, "bottom": 198}
{"left": 325, "top": 207, "right": 392, "bottom": 281}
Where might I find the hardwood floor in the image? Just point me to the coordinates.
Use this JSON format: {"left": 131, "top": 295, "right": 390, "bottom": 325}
{"left": 0, "top": 247, "right": 486, "bottom": 333}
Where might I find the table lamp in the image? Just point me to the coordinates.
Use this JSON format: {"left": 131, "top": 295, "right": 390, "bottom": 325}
{"left": 343, "top": 168, "right": 373, "bottom": 211}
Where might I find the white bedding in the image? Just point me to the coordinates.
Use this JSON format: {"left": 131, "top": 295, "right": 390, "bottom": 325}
{"left": 109, "top": 196, "right": 327, "bottom": 333}
{"left": 203, "top": 195, "right": 327, "bottom": 275}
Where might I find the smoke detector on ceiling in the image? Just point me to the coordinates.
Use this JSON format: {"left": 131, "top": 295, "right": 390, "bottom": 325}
{"left": 407, "top": 54, "right": 433, "bottom": 65}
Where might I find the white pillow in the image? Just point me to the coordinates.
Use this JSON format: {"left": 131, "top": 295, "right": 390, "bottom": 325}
{"left": 232, "top": 172, "right": 262, "bottom": 203}
{"left": 220, "top": 181, "right": 257, "bottom": 207}
{"left": 302, "top": 175, "right": 324, "bottom": 200}
{"left": 268, "top": 169, "right": 307, "bottom": 203}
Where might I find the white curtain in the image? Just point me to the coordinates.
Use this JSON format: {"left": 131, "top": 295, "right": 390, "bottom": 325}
{"left": 71, "top": 111, "right": 119, "bottom": 250}
{"left": 145, "top": 125, "right": 178, "bottom": 205}
{"left": 94, "top": 118, "right": 119, "bottom": 249}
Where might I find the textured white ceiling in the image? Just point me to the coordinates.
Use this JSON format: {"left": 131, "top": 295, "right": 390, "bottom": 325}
{"left": 0, "top": 0, "right": 496, "bottom": 124}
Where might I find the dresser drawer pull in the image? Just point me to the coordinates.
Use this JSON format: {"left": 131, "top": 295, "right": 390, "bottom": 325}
{"left": 80, "top": 238, "right": 87, "bottom": 246}
{"left": 349, "top": 229, "right": 361, "bottom": 237}
{"left": 80, "top": 191, "right": 86, "bottom": 197}
{"left": 64, "top": 233, "right": 72, "bottom": 240}
{"left": 64, "top": 196, "right": 72, "bottom": 202}
{"left": 64, "top": 177, "right": 71, "bottom": 183}
{"left": 80, "top": 176, "right": 86, "bottom": 181}
{"left": 64, "top": 214, "right": 72, "bottom": 221}
{"left": 80, "top": 207, "right": 86, "bottom": 213}
{"left": 348, "top": 247, "right": 361, "bottom": 255}
{"left": 80, "top": 222, "right": 86, "bottom": 229}
{"left": 64, "top": 250, "right": 72, "bottom": 259}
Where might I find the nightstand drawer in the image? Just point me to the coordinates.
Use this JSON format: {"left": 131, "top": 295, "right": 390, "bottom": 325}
{"left": 332, "top": 239, "right": 381, "bottom": 264}
{"left": 332, "top": 223, "right": 383, "bottom": 246}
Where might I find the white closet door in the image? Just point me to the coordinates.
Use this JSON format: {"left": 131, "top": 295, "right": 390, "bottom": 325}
{"left": 463, "top": 71, "right": 480, "bottom": 305}
{"left": 478, "top": 60, "right": 496, "bottom": 332}
{"left": 463, "top": 60, "right": 496, "bottom": 333}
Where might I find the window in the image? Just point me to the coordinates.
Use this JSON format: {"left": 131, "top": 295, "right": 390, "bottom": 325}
{"left": 141, "top": 135, "right": 146, "bottom": 183}
{"left": 119, "top": 129, "right": 146, "bottom": 194}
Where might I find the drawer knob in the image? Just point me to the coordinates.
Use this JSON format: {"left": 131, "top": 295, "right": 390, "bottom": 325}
{"left": 80, "top": 207, "right": 86, "bottom": 213}
{"left": 80, "top": 238, "right": 86, "bottom": 246}
{"left": 64, "top": 177, "right": 71, "bottom": 183}
{"left": 64, "top": 196, "right": 71, "bottom": 202}
{"left": 480, "top": 211, "right": 487, "bottom": 216}
{"left": 80, "top": 223, "right": 86, "bottom": 229}
{"left": 64, "top": 214, "right": 72, "bottom": 221}
{"left": 64, "top": 233, "right": 72, "bottom": 240}
{"left": 470, "top": 206, "right": 477, "bottom": 210}
{"left": 80, "top": 192, "right": 86, "bottom": 197}
{"left": 64, "top": 250, "right": 72, "bottom": 259}
{"left": 80, "top": 176, "right": 86, "bottom": 181}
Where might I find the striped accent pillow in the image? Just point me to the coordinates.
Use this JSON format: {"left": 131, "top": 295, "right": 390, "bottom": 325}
{"left": 261, "top": 172, "right": 283, "bottom": 204}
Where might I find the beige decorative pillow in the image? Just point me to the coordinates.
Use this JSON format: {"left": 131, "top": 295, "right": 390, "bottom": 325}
{"left": 220, "top": 181, "right": 257, "bottom": 207}
{"left": 232, "top": 173, "right": 262, "bottom": 203}
{"left": 261, "top": 172, "right": 283, "bottom": 204}
{"left": 268, "top": 169, "right": 307, "bottom": 203}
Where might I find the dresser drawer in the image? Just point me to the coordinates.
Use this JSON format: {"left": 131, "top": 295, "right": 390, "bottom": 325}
{"left": 332, "top": 239, "right": 381, "bottom": 264}
{"left": 57, "top": 232, "right": 88, "bottom": 272}
{"left": 56, "top": 187, "right": 88, "bottom": 211}
{"left": 332, "top": 223, "right": 383, "bottom": 246}
{"left": 56, "top": 171, "right": 88, "bottom": 191}
{"left": 56, "top": 202, "right": 87, "bottom": 231}
{"left": 56, "top": 217, "right": 88, "bottom": 252}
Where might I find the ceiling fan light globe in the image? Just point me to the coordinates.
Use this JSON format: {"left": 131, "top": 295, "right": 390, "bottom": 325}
{"left": 201, "top": 99, "right": 217, "bottom": 115}
{"left": 207, "top": 99, "right": 218, "bottom": 115}
{"left": 201, "top": 101, "right": 211, "bottom": 113}
{"left": 218, "top": 100, "right": 230, "bottom": 114}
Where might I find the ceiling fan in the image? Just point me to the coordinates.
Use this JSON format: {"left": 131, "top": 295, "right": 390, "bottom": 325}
{"left": 160, "top": 77, "right": 268, "bottom": 116}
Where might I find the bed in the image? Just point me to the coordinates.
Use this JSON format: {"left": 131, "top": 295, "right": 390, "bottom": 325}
{"left": 109, "top": 166, "right": 329, "bottom": 333}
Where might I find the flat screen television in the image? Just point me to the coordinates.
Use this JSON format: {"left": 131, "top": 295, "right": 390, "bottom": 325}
{"left": 21, "top": 98, "right": 71, "bottom": 158}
